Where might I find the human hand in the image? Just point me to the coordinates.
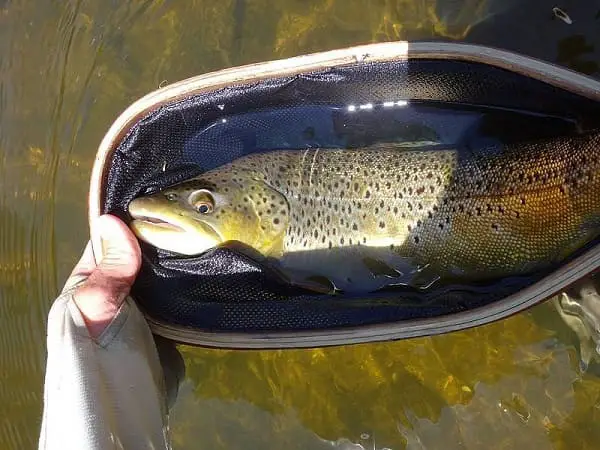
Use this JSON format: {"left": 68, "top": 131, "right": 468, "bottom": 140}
{"left": 65, "top": 214, "right": 141, "bottom": 338}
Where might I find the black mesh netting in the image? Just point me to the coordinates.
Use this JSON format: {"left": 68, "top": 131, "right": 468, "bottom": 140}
{"left": 102, "top": 57, "right": 600, "bottom": 333}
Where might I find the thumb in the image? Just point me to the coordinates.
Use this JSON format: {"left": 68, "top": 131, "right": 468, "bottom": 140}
{"left": 73, "top": 214, "right": 142, "bottom": 337}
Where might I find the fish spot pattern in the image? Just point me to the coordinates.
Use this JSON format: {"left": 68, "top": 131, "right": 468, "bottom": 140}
{"left": 188, "top": 134, "right": 600, "bottom": 280}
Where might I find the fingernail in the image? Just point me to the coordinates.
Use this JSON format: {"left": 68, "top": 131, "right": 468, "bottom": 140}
{"left": 92, "top": 215, "right": 118, "bottom": 263}
{"left": 100, "top": 235, "right": 109, "bottom": 261}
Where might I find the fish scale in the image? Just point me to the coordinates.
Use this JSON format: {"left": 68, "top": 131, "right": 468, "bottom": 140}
{"left": 208, "top": 133, "right": 600, "bottom": 277}
{"left": 129, "top": 131, "right": 600, "bottom": 292}
{"left": 268, "top": 148, "right": 458, "bottom": 252}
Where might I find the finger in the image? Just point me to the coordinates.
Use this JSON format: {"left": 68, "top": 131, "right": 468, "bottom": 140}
{"left": 73, "top": 214, "right": 142, "bottom": 337}
{"left": 69, "top": 240, "right": 97, "bottom": 279}
{"left": 90, "top": 214, "right": 141, "bottom": 284}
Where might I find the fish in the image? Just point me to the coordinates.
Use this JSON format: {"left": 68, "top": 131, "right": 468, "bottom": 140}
{"left": 128, "top": 131, "right": 600, "bottom": 294}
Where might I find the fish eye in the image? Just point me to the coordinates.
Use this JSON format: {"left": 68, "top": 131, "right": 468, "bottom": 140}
{"left": 196, "top": 203, "right": 213, "bottom": 214}
{"left": 165, "top": 192, "right": 177, "bottom": 201}
{"left": 189, "top": 189, "right": 215, "bottom": 214}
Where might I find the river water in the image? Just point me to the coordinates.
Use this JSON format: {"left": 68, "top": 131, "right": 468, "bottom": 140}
{"left": 1, "top": 1, "right": 600, "bottom": 448}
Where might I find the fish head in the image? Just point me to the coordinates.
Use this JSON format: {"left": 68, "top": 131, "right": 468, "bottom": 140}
{"left": 128, "top": 173, "right": 289, "bottom": 257}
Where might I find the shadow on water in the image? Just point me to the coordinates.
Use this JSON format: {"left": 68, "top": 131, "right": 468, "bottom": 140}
{"left": 3, "top": 0, "right": 600, "bottom": 449}
{"left": 465, "top": 0, "right": 600, "bottom": 78}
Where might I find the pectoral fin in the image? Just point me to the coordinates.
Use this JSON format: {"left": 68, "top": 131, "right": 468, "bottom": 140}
{"left": 277, "top": 269, "right": 340, "bottom": 295}
{"left": 362, "top": 256, "right": 404, "bottom": 278}
{"left": 218, "top": 241, "right": 337, "bottom": 295}
{"left": 279, "top": 246, "right": 439, "bottom": 294}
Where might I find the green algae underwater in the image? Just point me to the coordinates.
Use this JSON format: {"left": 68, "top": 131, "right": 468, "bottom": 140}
{"left": 2, "top": 0, "right": 600, "bottom": 449}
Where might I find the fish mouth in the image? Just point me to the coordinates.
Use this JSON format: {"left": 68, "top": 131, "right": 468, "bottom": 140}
{"left": 128, "top": 203, "right": 188, "bottom": 233}
{"left": 128, "top": 198, "right": 224, "bottom": 255}
{"left": 130, "top": 214, "right": 186, "bottom": 232}
{"left": 129, "top": 209, "right": 222, "bottom": 240}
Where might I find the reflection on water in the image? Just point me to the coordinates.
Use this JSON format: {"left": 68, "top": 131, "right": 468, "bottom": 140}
{"left": 1, "top": 0, "right": 600, "bottom": 448}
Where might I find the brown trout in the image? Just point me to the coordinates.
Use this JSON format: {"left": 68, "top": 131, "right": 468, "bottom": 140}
{"left": 128, "top": 132, "right": 600, "bottom": 293}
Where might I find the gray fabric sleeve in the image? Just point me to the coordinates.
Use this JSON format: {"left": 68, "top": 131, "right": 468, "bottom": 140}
{"left": 38, "top": 279, "right": 171, "bottom": 450}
